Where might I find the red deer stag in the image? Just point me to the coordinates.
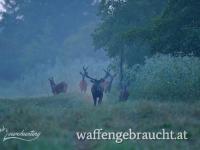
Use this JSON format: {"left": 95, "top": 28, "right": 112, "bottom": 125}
{"left": 119, "top": 81, "right": 130, "bottom": 101}
{"left": 79, "top": 69, "right": 88, "bottom": 93}
{"left": 104, "top": 71, "right": 117, "bottom": 93}
{"left": 82, "top": 67, "right": 110, "bottom": 106}
{"left": 48, "top": 77, "right": 68, "bottom": 95}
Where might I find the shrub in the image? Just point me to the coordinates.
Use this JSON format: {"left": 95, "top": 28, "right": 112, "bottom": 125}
{"left": 130, "top": 54, "right": 200, "bottom": 100}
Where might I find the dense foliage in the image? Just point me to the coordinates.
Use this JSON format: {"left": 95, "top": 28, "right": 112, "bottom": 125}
{"left": 93, "top": 0, "right": 200, "bottom": 100}
{"left": 92, "top": 0, "right": 166, "bottom": 65}
{"left": 148, "top": 0, "right": 200, "bottom": 55}
{"left": 130, "top": 54, "right": 200, "bottom": 100}
{"left": 93, "top": 0, "right": 200, "bottom": 65}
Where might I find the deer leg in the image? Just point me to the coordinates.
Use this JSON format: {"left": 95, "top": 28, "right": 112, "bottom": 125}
{"left": 93, "top": 97, "right": 97, "bottom": 106}
{"left": 98, "top": 94, "right": 103, "bottom": 105}
{"left": 98, "top": 98, "right": 102, "bottom": 105}
{"left": 65, "top": 87, "right": 67, "bottom": 93}
{"left": 104, "top": 89, "right": 107, "bottom": 93}
{"left": 92, "top": 94, "right": 97, "bottom": 106}
{"left": 107, "top": 87, "right": 111, "bottom": 93}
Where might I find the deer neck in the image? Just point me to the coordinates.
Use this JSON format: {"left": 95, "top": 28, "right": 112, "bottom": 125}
{"left": 103, "top": 74, "right": 109, "bottom": 81}
{"left": 110, "top": 77, "right": 114, "bottom": 83}
{"left": 49, "top": 80, "right": 56, "bottom": 91}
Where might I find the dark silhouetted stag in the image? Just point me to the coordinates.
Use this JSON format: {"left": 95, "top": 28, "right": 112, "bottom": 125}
{"left": 48, "top": 77, "right": 68, "bottom": 95}
{"left": 82, "top": 67, "right": 109, "bottom": 106}
{"left": 79, "top": 69, "right": 88, "bottom": 93}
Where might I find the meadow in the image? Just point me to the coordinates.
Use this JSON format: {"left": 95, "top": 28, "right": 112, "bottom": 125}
{"left": 0, "top": 0, "right": 199, "bottom": 150}
{"left": 0, "top": 93, "right": 199, "bottom": 150}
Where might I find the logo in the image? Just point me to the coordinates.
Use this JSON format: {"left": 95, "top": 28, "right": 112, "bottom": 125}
{"left": 0, "top": 126, "right": 41, "bottom": 142}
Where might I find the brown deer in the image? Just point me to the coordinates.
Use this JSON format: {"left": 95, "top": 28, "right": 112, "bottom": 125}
{"left": 104, "top": 71, "right": 117, "bottom": 93}
{"left": 82, "top": 66, "right": 110, "bottom": 106}
{"left": 79, "top": 70, "right": 87, "bottom": 93}
{"left": 102, "top": 80, "right": 110, "bottom": 93}
{"left": 119, "top": 81, "right": 130, "bottom": 101}
{"left": 48, "top": 77, "right": 68, "bottom": 95}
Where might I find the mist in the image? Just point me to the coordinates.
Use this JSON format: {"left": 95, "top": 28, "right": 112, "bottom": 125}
{"left": 0, "top": 1, "right": 199, "bottom": 149}
{"left": 0, "top": 0, "right": 109, "bottom": 98}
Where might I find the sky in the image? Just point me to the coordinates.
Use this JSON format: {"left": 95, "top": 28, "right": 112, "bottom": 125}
{"left": 0, "top": 0, "right": 6, "bottom": 12}
{"left": 0, "top": 0, "right": 6, "bottom": 20}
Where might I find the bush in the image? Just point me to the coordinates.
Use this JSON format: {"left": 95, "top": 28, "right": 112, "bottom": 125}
{"left": 130, "top": 54, "right": 200, "bottom": 100}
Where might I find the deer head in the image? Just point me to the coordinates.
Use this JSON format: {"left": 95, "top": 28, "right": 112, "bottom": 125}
{"left": 80, "top": 66, "right": 88, "bottom": 80}
{"left": 82, "top": 66, "right": 110, "bottom": 83}
{"left": 106, "top": 70, "right": 117, "bottom": 80}
{"left": 48, "top": 77, "right": 55, "bottom": 85}
{"left": 48, "top": 77, "right": 56, "bottom": 94}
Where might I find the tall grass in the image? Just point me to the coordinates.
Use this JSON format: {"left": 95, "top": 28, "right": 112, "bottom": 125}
{"left": 0, "top": 94, "right": 199, "bottom": 150}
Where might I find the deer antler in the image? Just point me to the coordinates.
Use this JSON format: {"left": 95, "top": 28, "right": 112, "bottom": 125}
{"left": 82, "top": 66, "right": 96, "bottom": 81}
{"left": 83, "top": 66, "right": 88, "bottom": 72}
{"left": 104, "top": 68, "right": 117, "bottom": 78}
{"left": 80, "top": 72, "right": 84, "bottom": 77}
{"left": 102, "top": 68, "right": 111, "bottom": 80}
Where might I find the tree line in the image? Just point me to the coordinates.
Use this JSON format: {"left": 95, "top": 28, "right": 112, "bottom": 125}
{"left": 92, "top": 0, "right": 200, "bottom": 89}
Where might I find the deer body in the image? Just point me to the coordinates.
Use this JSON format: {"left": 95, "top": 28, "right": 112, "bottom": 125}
{"left": 79, "top": 72, "right": 87, "bottom": 93}
{"left": 102, "top": 80, "right": 110, "bottom": 93}
{"left": 119, "top": 82, "right": 130, "bottom": 101}
{"left": 91, "top": 79, "right": 105, "bottom": 105}
{"left": 104, "top": 73, "right": 116, "bottom": 93}
{"left": 79, "top": 80, "right": 87, "bottom": 93}
{"left": 49, "top": 77, "right": 68, "bottom": 95}
{"left": 82, "top": 67, "right": 109, "bottom": 106}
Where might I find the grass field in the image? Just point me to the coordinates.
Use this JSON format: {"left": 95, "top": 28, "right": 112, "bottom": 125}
{"left": 0, "top": 93, "right": 199, "bottom": 150}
